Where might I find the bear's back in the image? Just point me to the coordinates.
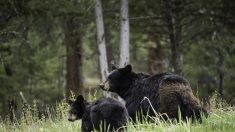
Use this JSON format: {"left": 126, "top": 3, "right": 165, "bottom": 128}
{"left": 125, "top": 72, "right": 191, "bottom": 119}
{"left": 140, "top": 72, "right": 189, "bottom": 91}
{"left": 83, "top": 97, "right": 128, "bottom": 131}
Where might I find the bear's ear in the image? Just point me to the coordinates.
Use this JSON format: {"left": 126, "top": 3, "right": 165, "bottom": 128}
{"left": 76, "top": 95, "right": 84, "bottom": 102}
{"left": 68, "top": 99, "right": 73, "bottom": 105}
{"left": 111, "top": 65, "right": 117, "bottom": 71}
{"left": 121, "top": 64, "right": 132, "bottom": 73}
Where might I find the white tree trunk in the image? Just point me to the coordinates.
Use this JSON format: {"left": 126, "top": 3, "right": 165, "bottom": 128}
{"left": 119, "top": 0, "right": 130, "bottom": 67}
{"left": 95, "top": 0, "right": 109, "bottom": 81}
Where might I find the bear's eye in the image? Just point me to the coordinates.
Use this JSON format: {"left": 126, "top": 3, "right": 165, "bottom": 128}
{"left": 69, "top": 109, "right": 77, "bottom": 114}
{"left": 108, "top": 75, "right": 118, "bottom": 81}
{"left": 110, "top": 71, "right": 120, "bottom": 79}
{"left": 107, "top": 76, "right": 112, "bottom": 80}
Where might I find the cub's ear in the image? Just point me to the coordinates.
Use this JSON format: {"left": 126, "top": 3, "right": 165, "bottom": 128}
{"left": 76, "top": 95, "right": 84, "bottom": 102}
{"left": 111, "top": 65, "right": 117, "bottom": 71}
{"left": 68, "top": 99, "right": 73, "bottom": 105}
{"left": 121, "top": 64, "right": 132, "bottom": 73}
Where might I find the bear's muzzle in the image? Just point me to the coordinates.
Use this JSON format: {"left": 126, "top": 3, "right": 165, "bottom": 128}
{"left": 99, "top": 80, "right": 110, "bottom": 91}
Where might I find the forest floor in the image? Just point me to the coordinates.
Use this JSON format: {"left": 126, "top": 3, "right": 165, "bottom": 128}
{"left": 0, "top": 95, "right": 235, "bottom": 132}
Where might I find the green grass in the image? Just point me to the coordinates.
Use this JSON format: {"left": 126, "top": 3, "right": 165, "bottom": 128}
{"left": 1, "top": 96, "right": 235, "bottom": 132}
{"left": 1, "top": 108, "right": 235, "bottom": 132}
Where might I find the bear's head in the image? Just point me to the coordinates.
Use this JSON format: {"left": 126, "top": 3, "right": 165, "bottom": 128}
{"left": 68, "top": 95, "right": 86, "bottom": 122}
{"left": 99, "top": 65, "right": 133, "bottom": 92}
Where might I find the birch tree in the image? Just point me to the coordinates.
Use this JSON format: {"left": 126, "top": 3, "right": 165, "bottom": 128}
{"left": 95, "top": 0, "right": 109, "bottom": 81}
{"left": 119, "top": 0, "right": 130, "bottom": 67}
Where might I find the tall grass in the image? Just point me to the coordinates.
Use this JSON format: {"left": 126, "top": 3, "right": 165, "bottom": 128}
{"left": 0, "top": 93, "right": 234, "bottom": 132}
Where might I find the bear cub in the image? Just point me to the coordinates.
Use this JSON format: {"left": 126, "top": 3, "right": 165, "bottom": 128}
{"left": 68, "top": 95, "right": 129, "bottom": 132}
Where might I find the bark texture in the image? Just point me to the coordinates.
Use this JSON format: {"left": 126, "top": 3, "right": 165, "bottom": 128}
{"left": 119, "top": 0, "right": 130, "bottom": 67}
{"left": 163, "top": 0, "right": 183, "bottom": 74}
{"left": 95, "top": 0, "right": 109, "bottom": 81}
{"left": 148, "top": 35, "right": 164, "bottom": 74}
{"left": 64, "top": 15, "right": 83, "bottom": 100}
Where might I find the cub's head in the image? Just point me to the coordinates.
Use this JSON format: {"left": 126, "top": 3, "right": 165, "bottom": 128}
{"left": 99, "top": 65, "right": 132, "bottom": 92}
{"left": 68, "top": 95, "right": 86, "bottom": 122}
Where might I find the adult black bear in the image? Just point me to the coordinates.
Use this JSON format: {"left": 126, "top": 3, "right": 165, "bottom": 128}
{"left": 68, "top": 95, "right": 129, "bottom": 132}
{"left": 99, "top": 65, "right": 208, "bottom": 122}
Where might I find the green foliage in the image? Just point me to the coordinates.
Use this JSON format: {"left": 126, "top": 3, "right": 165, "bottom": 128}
{"left": 0, "top": 0, "right": 96, "bottom": 114}
{"left": 0, "top": 0, "right": 235, "bottom": 117}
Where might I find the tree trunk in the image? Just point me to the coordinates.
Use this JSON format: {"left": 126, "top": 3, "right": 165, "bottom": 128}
{"left": 64, "top": 15, "right": 83, "bottom": 100}
{"left": 148, "top": 43, "right": 164, "bottom": 74}
{"left": 217, "top": 48, "right": 224, "bottom": 97}
{"left": 218, "top": 73, "right": 224, "bottom": 97}
{"left": 95, "top": 0, "right": 109, "bottom": 81}
{"left": 105, "top": 25, "right": 115, "bottom": 69}
{"left": 119, "top": 0, "right": 130, "bottom": 67}
{"left": 8, "top": 99, "right": 17, "bottom": 122}
{"left": 163, "top": 0, "right": 183, "bottom": 74}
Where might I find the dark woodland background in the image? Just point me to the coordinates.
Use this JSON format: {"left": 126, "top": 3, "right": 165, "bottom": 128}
{"left": 0, "top": 0, "right": 235, "bottom": 116}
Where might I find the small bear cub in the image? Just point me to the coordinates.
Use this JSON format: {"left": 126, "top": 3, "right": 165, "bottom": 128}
{"left": 68, "top": 95, "right": 129, "bottom": 132}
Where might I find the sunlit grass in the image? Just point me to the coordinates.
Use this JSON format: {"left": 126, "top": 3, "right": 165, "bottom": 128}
{"left": 1, "top": 108, "right": 234, "bottom": 132}
{"left": 0, "top": 94, "right": 235, "bottom": 132}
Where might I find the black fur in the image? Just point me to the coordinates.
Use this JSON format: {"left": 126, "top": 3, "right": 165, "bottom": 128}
{"left": 68, "top": 95, "right": 129, "bottom": 132}
{"left": 100, "top": 65, "right": 208, "bottom": 121}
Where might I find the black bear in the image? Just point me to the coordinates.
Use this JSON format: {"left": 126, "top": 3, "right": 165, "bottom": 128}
{"left": 99, "top": 65, "right": 208, "bottom": 122}
{"left": 68, "top": 95, "right": 129, "bottom": 132}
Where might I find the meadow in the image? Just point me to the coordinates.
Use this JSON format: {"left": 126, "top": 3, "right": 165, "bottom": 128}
{"left": 0, "top": 94, "right": 235, "bottom": 132}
